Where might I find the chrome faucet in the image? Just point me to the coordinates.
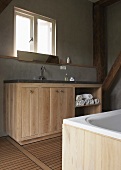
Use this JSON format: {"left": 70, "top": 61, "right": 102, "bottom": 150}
{"left": 39, "top": 66, "right": 46, "bottom": 80}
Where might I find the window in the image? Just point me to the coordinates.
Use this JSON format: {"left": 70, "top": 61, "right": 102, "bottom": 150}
{"left": 14, "top": 7, "right": 56, "bottom": 56}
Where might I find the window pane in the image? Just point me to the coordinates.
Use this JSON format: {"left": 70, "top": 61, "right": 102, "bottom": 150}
{"left": 16, "top": 15, "right": 31, "bottom": 52}
{"left": 37, "top": 19, "right": 52, "bottom": 55}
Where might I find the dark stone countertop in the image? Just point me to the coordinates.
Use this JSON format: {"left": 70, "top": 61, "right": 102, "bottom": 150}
{"left": 4, "top": 79, "right": 101, "bottom": 84}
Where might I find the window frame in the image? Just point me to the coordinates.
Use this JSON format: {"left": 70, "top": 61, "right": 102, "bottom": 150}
{"left": 14, "top": 7, "right": 56, "bottom": 56}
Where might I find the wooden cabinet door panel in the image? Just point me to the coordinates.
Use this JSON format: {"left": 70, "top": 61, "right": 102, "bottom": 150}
{"left": 50, "top": 88, "right": 60, "bottom": 132}
{"left": 58, "top": 88, "right": 67, "bottom": 130}
{"left": 39, "top": 88, "right": 50, "bottom": 134}
{"left": 50, "top": 87, "right": 74, "bottom": 132}
{"left": 21, "top": 87, "right": 39, "bottom": 138}
{"left": 63, "top": 88, "right": 75, "bottom": 119}
{"left": 59, "top": 88, "right": 74, "bottom": 129}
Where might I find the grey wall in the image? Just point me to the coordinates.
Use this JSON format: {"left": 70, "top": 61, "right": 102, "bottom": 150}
{"left": 0, "top": 57, "right": 97, "bottom": 136}
{"left": 103, "top": 2, "right": 121, "bottom": 111}
{"left": 106, "top": 1, "right": 121, "bottom": 72}
{"left": 0, "top": 0, "right": 93, "bottom": 65}
{"left": 103, "top": 70, "right": 121, "bottom": 111}
{"left": 0, "top": 0, "right": 94, "bottom": 137}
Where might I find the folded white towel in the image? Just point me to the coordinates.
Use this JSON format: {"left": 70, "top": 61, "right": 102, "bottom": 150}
{"left": 76, "top": 95, "right": 83, "bottom": 101}
{"left": 82, "top": 94, "right": 93, "bottom": 99}
{"left": 75, "top": 100, "right": 85, "bottom": 107}
{"left": 94, "top": 98, "right": 100, "bottom": 104}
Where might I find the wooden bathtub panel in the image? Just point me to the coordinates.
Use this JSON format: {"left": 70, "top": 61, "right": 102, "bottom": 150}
{"left": 62, "top": 125, "right": 84, "bottom": 170}
{"left": 84, "top": 131, "right": 102, "bottom": 170}
{"left": 63, "top": 123, "right": 121, "bottom": 170}
{"left": 102, "top": 136, "right": 121, "bottom": 170}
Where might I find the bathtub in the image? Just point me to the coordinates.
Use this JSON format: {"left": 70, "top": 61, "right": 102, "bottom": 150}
{"left": 63, "top": 109, "right": 121, "bottom": 140}
{"left": 62, "top": 109, "right": 121, "bottom": 170}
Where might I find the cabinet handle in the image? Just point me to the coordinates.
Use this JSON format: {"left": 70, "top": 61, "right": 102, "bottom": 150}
{"left": 56, "top": 90, "right": 59, "bottom": 93}
{"left": 30, "top": 90, "right": 34, "bottom": 94}
{"left": 60, "top": 90, "right": 64, "bottom": 93}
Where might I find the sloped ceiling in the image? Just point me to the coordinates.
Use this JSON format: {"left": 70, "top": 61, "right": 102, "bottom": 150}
{"left": 0, "top": 0, "right": 12, "bottom": 14}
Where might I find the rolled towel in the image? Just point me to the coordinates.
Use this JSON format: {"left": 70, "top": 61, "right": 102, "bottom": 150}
{"left": 85, "top": 99, "right": 90, "bottom": 105}
{"left": 94, "top": 98, "right": 100, "bottom": 104}
{"left": 76, "top": 95, "right": 83, "bottom": 101}
{"left": 89, "top": 99, "right": 94, "bottom": 105}
{"left": 75, "top": 100, "right": 79, "bottom": 107}
{"left": 78, "top": 100, "right": 85, "bottom": 106}
{"left": 75, "top": 100, "right": 85, "bottom": 107}
{"left": 82, "top": 94, "right": 93, "bottom": 99}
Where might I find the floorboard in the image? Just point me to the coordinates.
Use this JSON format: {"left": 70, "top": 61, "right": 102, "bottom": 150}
{"left": 0, "top": 136, "right": 62, "bottom": 170}
{"left": 0, "top": 137, "right": 43, "bottom": 170}
{"left": 24, "top": 136, "right": 62, "bottom": 170}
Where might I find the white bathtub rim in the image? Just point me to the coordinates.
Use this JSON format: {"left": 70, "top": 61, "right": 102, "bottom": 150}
{"left": 63, "top": 109, "right": 121, "bottom": 140}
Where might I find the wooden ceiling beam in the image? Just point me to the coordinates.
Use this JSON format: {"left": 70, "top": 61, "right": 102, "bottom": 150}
{"left": 0, "top": 0, "right": 12, "bottom": 14}
{"left": 103, "top": 51, "right": 121, "bottom": 91}
{"left": 93, "top": 0, "right": 121, "bottom": 83}
{"left": 95, "top": 0, "right": 121, "bottom": 6}
{"left": 93, "top": 4, "right": 106, "bottom": 82}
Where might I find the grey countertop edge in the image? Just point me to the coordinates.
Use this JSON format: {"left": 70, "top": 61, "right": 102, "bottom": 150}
{"left": 4, "top": 80, "right": 101, "bottom": 84}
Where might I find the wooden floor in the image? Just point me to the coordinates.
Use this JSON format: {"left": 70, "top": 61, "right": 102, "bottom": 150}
{"left": 0, "top": 136, "right": 62, "bottom": 170}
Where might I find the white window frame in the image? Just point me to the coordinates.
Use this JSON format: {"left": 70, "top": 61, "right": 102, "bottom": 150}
{"left": 14, "top": 7, "right": 56, "bottom": 56}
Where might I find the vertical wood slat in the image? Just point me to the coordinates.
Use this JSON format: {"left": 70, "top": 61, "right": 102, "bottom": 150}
{"left": 4, "top": 84, "right": 16, "bottom": 138}
{"left": 50, "top": 88, "right": 60, "bottom": 132}
{"left": 39, "top": 88, "right": 50, "bottom": 135}
{"left": 62, "top": 125, "right": 84, "bottom": 170}
{"left": 84, "top": 131, "right": 102, "bottom": 170}
{"left": 21, "top": 87, "right": 39, "bottom": 138}
{"left": 30, "top": 87, "right": 39, "bottom": 136}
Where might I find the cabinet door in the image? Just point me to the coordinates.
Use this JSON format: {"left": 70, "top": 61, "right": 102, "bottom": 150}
{"left": 50, "top": 87, "right": 74, "bottom": 132}
{"left": 21, "top": 87, "right": 39, "bottom": 138}
{"left": 61, "top": 87, "right": 75, "bottom": 120}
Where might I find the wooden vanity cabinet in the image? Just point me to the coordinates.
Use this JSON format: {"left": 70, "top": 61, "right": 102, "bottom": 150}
{"left": 5, "top": 83, "right": 75, "bottom": 145}
{"left": 5, "top": 82, "right": 102, "bottom": 145}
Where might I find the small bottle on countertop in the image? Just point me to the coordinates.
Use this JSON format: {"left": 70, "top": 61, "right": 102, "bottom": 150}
{"left": 65, "top": 73, "right": 69, "bottom": 81}
{"left": 67, "top": 57, "right": 70, "bottom": 64}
